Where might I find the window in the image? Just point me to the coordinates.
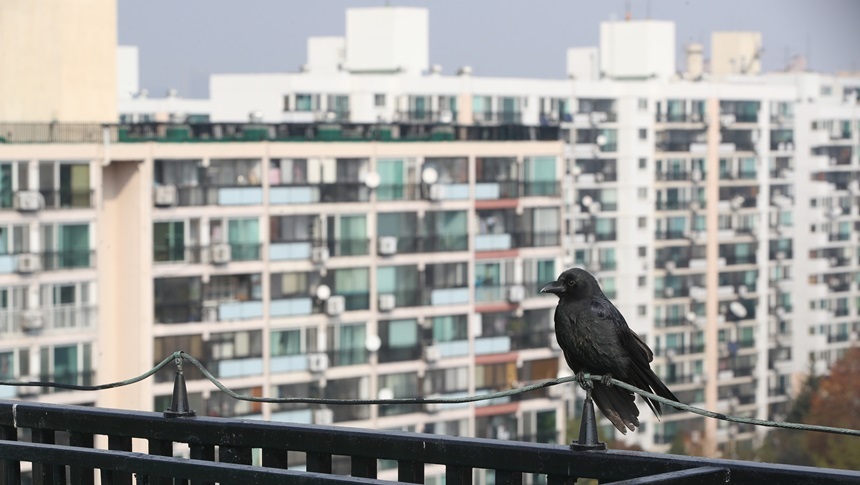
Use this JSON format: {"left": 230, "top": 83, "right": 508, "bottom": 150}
{"left": 153, "top": 221, "right": 185, "bottom": 262}
{"left": 638, "top": 98, "right": 648, "bottom": 111}
{"left": 639, "top": 246, "right": 647, "bottom": 257}
{"left": 282, "top": 96, "right": 289, "bottom": 112}
{"left": 639, "top": 128, "right": 648, "bottom": 140}
{"left": 639, "top": 158, "right": 647, "bottom": 169}
{"left": 432, "top": 315, "right": 468, "bottom": 343}
{"left": 638, "top": 216, "right": 647, "bottom": 228}
{"left": 638, "top": 276, "right": 647, "bottom": 287}
{"left": 638, "top": 305, "right": 647, "bottom": 316}
{"left": 374, "top": 94, "right": 386, "bottom": 107}
{"left": 638, "top": 187, "right": 647, "bottom": 199}
{"left": 295, "top": 94, "right": 314, "bottom": 111}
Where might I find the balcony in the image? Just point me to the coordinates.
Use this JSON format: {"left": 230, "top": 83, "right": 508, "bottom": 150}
{"left": 39, "top": 189, "right": 94, "bottom": 209}
{"left": 514, "top": 231, "right": 560, "bottom": 248}
{"left": 154, "top": 245, "right": 206, "bottom": 264}
{"left": 0, "top": 305, "right": 97, "bottom": 336}
{"left": 40, "top": 250, "right": 94, "bottom": 270}
{"left": 376, "top": 184, "right": 422, "bottom": 201}
{"left": 396, "top": 111, "right": 458, "bottom": 124}
{"left": 327, "top": 239, "right": 370, "bottom": 257}
{"left": 472, "top": 111, "right": 523, "bottom": 124}
{"left": 269, "top": 182, "right": 370, "bottom": 205}
{"left": 173, "top": 185, "right": 263, "bottom": 206}
{"left": 2, "top": 399, "right": 853, "bottom": 484}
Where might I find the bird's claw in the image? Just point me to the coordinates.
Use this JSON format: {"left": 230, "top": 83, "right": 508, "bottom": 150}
{"left": 575, "top": 372, "right": 593, "bottom": 390}
{"left": 601, "top": 374, "right": 614, "bottom": 386}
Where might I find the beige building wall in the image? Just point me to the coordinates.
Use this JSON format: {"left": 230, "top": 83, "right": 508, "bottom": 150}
{"left": 711, "top": 32, "right": 762, "bottom": 77}
{"left": 0, "top": 0, "right": 117, "bottom": 122}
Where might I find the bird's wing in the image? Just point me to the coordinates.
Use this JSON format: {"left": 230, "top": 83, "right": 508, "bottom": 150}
{"left": 591, "top": 298, "right": 677, "bottom": 417}
{"left": 590, "top": 299, "right": 652, "bottom": 367}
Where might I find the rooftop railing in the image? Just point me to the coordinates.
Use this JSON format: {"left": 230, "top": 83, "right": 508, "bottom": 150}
{"left": 0, "top": 122, "right": 562, "bottom": 144}
{"left": 1, "top": 398, "right": 858, "bottom": 484}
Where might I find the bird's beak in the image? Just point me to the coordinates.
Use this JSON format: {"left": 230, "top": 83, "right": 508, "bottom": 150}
{"left": 540, "top": 280, "right": 564, "bottom": 294}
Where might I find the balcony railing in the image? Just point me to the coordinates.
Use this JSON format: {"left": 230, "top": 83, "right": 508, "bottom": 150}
{"left": 0, "top": 399, "right": 855, "bottom": 484}
{"left": 472, "top": 111, "right": 523, "bottom": 124}
{"left": 40, "top": 250, "right": 94, "bottom": 270}
{"left": 327, "top": 239, "right": 370, "bottom": 257}
{"left": 514, "top": 231, "right": 561, "bottom": 248}
{"left": 38, "top": 189, "right": 94, "bottom": 209}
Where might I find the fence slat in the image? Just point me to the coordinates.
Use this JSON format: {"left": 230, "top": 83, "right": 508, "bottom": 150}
{"left": 306, "top": 452, "right": 332, "bottom": 474}
{"left": 350, "top": 455, "right": 376, "bottom": 479}
{"left": 397, "top": 460, "right": 424, "bottom": 483}
{"left": 69, "top": 431, "right": 95, "bottom": 485}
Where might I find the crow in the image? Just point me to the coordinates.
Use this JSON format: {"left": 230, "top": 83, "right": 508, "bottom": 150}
{"left": 541, "top": 267, "right": 678, "bottom": 434}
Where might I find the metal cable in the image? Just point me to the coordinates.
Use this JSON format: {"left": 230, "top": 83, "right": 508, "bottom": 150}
{"left": 2, "top": 351, "right": 858, "bottom": 438}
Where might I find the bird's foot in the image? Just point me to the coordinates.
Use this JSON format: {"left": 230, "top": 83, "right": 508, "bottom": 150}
{"left": 601, "top": 374, "right": 614, "bottom": 386}
{"left": 575, "top": 372, "right": 593, "bottom": 390}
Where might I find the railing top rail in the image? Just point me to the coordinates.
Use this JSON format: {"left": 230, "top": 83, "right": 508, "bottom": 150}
{"left": 1, "top": 400, "right": 859, "bottom": 483}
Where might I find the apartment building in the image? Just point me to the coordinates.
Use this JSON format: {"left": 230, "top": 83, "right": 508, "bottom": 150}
{"left": 3, "top": 2, "right": 859, "bottom": 464}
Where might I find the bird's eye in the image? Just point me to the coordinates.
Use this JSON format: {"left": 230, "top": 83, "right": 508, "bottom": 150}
{"left": 566, "top": 279, "right": 576, "bottom": 287}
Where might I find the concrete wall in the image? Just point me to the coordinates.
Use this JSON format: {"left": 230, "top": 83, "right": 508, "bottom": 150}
{"left": 345, "top": 7, "right": 429, "bottom": 74}
{"left": 0, "top": 0, "right": 117, "bottom": 122}
{"left": 600, "top": 20, "right": 675, "bottom": 80}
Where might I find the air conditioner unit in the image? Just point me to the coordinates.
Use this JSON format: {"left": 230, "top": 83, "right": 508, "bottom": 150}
{"left": 313, "top": 408, "right": 334, "bottom": 425}
{"left": 424, "top": 345, "right": 441, "bottom": 363}
{"left": 308, "top": 353, "right": 330, "bottom": 373}
{"left": 664, "top": 287, "right": 675, "bottom": 298}
{"left": 16, "top": 254, "right": 40, "bottom": 273}
{"left": 829, "top": 157, "right": 838, "bottom": 166}
{"left": 311, "top": 246, "right": 330, "bottom": 263}
{"left": 14, "top": 191, "right": 42, "bottom": 212}
{"left": 428, "top": 184, "right": 445, "bottom": 201}
{"left": 690, "top": 112, "right": 702, "bottom": 122}
{"left": 202, "top": 301, "right": 219, "bottom": 322}
{"left": 378, "top": 237, "right": 398, "bottom": 256}
{"left": 210, "top": 244, "right": 231, "bottom": 264}
{"left": 595, "top": 173, "right": 605, "bottom": 182}
{"left": 507, "top": 285, "right": 526, "bottom": 303}
{"left": 17, "top": 379, "right": 41, "bottom": 396}
{"left": 378, "top": 294, "right": 396, "bottom": 312}
{"left": 21, "top": 310, "right": 44, "bottom": 331}
{"left": 720, "top": 114, "right": 736, "bottom": 126}
{"left": 154, "top": 185, "right": 177, "bottom": 207}
{"left": 425, "top": 402, "right": 441, "bottom": 413}
{"left": 326, "top": 295, "right": 345, "bottom": 316}
{"left": 665, "top": 260, "right": 676, "bottom": 272}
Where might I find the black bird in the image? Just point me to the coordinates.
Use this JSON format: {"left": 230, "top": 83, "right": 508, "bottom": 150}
{"left": 541, "top": 268, "right": 678, "bottom": 434}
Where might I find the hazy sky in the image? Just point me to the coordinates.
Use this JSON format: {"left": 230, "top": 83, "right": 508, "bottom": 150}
{"left": 118, "top": 0, "right": 860, "bottom": 98}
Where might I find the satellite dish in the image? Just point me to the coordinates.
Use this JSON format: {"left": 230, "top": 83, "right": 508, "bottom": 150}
{"left": 365, "top": 334, "right": 381, "bottom": 353}
{"left": 582, "top": 195, "right": 594, "bottom": 207}
{"left": 421, "top": 167, "right": 438, "bottom": 185}
{"left": 686, "top": 311, "right": 697, "bottom": 323}
{"left": 315, "top": 284, "right": 332, "bottom": 301}
{"left": 378, "top": 387, "right": 394, "bottom": 400}
{"left": 729, "top": 301, "right": 748, "bottom": 319}
{"left": 364, "top": 172, "right": 381, "bottom": 189}
{"left": 572, "top": 166, "right": 583, "bottom": 176}
{"left": 596, "top": 135, "right": 607, "bottom": 146}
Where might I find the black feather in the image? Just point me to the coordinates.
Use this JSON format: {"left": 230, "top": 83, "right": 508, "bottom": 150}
{"left": 543, "top": 268, "right": 679, "bottom": 434}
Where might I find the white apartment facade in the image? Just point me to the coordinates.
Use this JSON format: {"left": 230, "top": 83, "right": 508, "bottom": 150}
{"left": 1, "top": 3, "right": 859, "bottom": 468}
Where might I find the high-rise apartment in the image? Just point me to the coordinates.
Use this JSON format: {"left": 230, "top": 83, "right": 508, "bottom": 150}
{"left": 2, "top": 4, "right": 859, "bottom": 465}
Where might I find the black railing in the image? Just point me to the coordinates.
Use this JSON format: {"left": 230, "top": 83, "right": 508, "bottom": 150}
{"left": 0, "top": 122, "right": 564, "bottom": 144}
{"left": 0, "top": 399, "right": 856, "bottom": 484}
{"left": 423, "top": 234, "right": 469, "bottom": 252}
{"left": 376, "top": 184, "right": 422, "bottom": 201}
{"left": 514, "top": 231, "right": 561, "bottom": 248}
{"left": 154, "top": 302, "right": 202, "bottom": 324}
{"left": 40, "top": 250, "right": 94, "bottom": 270}
{"left": 327, "top": 239, "right": 370, "bottom": 257}
{"left": 39, "top": 189, "right": 94, "bottom": 209}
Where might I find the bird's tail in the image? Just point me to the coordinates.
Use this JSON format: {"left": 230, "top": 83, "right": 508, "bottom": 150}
{"left": 628, "top": 364, "right": 680, "bottom": 417}
{"left": 590, "top": 384, "right": 639, "bottom": 434}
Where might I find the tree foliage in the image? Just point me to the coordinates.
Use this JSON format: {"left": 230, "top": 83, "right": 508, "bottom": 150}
{"left": 759, "top": 348, "right": 860, "bottom": 470}
{"left": 804, "top": 347, "right": 860, "bottom": 470}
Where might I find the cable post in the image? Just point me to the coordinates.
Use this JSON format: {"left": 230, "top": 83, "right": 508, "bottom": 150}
{"left": 570, "top": 387, "right": 607, "bottom": 451}
{"left": 163, "top": 351, "right": 196, "bottom": 418}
